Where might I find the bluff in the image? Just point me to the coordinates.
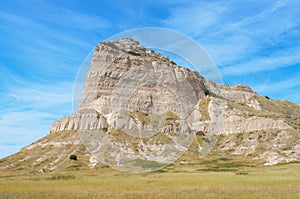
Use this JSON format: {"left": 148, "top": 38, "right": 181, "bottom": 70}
{"left": 1, "top": 38, "right": 299, "bottom": 174}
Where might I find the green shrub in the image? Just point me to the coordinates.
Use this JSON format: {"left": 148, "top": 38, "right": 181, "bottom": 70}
{"left": 196, "top": 131, "right": 205, "bottom": 136}
{"left": 51, "top": 175, "right": 75, "bottom": 180}
{"left": 235, "top": 171, "right": 249, "bottom": 175}
{"left": 69, "top": 154, "right": 77, "bottom": 161}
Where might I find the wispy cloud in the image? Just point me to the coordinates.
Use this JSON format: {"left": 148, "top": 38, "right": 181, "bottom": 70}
{"left": 251, "top": 73, "right": 300, "bottom": 104}
{"left": 198, "top": 0, "right": 287, "bottom": 42}
{"left": 0, "top": 111, "right": 56, "bottom": 129}
{"left": 0, "top": 0, "right": 115, "bottom": 158}
{"left": 0, "top": 111, "right": 58, "bottom": 158}
{"left": 163, "top": 1, "right": 225, "bottom": 37}
{"left": 0, "top": 69, "right": 73, "bottom": 158}
{"left": 6, "top": 81, "right": 73, "bottom": 109}
{"left": 252, "top": 74, "right": 300, "bottom": 94}
{"left": 163, "top": 0, "right": 300, "bottom": 67}
{"left": 0, "top": 67, "right": 73, "bottom": 113}
{"left": 162, "top": 0, "right": 300, "bottom": 106}
{"left": 0, "top": 2, "right": 112, "bottom": 80}
{"left": 47, "top": 10, "right": 111, "bottom": 31}
{"left": 0, "top": 0, "right": 112, "bottom": 31}
{"left": 221, "top": 47, "right": 300, "bottom": 76}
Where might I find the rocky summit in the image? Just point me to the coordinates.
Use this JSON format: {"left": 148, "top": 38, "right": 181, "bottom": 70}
{"left": 1, "top": 38, "right": 299, "bottom": 174}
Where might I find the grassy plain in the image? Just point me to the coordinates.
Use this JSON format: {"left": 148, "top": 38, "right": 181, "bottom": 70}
{"left": 0, "top": 162, "right": 299, "bottom": 199}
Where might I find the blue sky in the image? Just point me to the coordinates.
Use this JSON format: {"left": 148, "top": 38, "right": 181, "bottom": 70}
{"left": 1, "top": 0, "right": 299, "bottom": 158}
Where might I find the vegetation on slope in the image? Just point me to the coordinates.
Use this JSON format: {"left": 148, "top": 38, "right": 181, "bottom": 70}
{"left": 227, "top": 95, "right": 300, "bottom": 129}
{"left": 199, "top": 97, "right": 211, "bottom": 121}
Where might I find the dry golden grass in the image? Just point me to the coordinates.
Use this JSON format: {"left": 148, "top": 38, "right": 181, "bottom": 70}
{"left": 0, "top": 163, "right": 299, "bottom": 198}
{"left": 199, "top": 97, "right": 211, "bottom": 121}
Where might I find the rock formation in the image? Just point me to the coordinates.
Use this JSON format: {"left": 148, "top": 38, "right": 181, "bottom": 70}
{"left": 1, "top": 38, "right": 299, "bottom": 174}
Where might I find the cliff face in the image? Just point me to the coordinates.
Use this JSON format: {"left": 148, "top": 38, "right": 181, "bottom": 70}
{"left": 79, "top": 38, "right": 207, "bottom": 114}
{"left": 1, "top": 38, "right": 299, "bottom": 174}
{"left": 50, "top": 38, "right": 210, "bottom": 134}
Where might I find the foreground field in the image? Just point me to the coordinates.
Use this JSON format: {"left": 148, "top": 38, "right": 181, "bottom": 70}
{"left": 0, "top": 163, "right": 299, "bottom": 199}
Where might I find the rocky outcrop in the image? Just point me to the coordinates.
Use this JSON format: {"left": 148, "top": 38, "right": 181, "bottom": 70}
{"left": 79, "top": 38, "right": 207, "bottom": 116}
{"left": 48, "top": 38, "right": 299, "bottom": 169}
{"left": 1, "top": 38, "right": 299, "bottom": 174}
{"left": 49, "top": 110, "right": 107, "bottom": 134}
{"left": 221, "top": 115, "right": 292, "bottom": 134}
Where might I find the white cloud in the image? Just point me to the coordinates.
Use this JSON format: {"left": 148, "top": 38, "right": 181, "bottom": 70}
{"left": 162, "top": 0, "right": 300, "bottom": 69}
{"left": 0, "top": 1, "right": 111, "bottom": 32}
{"left": 0, "top": 78, "right": 74, "bottom": 158}
{"left": 0, "top": 110, "right": 60, "bottom": 158}
{"left": 6, "top": 81, "right": 73, "bottom": 109}
{"left": 199, "top": 0, "right": 287, "bottom": 42}
{"left": 252, "top": 74, "right": 300, "bottom": 94}
{"left": 203, "top": 33, "right": 254, "bottom": 65}
{"left": 161, "top": 0, "right": 300, "bottom": 105}
{"left": 163, "top": 1, "right": 225, "bottom": 37}
{"left": 221, "top": 48, "right": 300, "bottom": 76}
{"left": 250, "top": 73, "right": 300, "bottom": 104}
{"left": 0, "top": 67, "right": 73, "bottom": 110}
{"left": 50, "top": 10, "right": 111, "bottom": 31}
{"left": 0, "top": 111, "right": 55, "bottom": 128}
